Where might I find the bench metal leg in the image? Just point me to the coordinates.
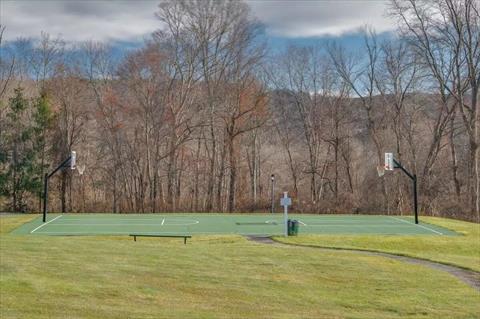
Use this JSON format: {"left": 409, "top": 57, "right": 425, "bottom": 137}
{"left": 184, "top": 237, "right": 186, "bottom": 245}
{"left": 134, "top": 235, "right": 136, "bottom": 242}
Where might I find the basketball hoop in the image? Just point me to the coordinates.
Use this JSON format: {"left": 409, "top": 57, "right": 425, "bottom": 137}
{"left": 77, "top": 164, "right": 86, "bottom": 176}
{"left": 377, "top": 165, "right": 386, "bottom": 177}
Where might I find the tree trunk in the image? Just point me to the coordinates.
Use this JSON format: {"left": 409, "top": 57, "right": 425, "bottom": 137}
{"left": 227, "top": 135, "right": 236, "bottom": 213}
{"left": 334, "top": 138, "right": 339, "bottom": 200}
{"left": 216, "top": 143, "right": 226, "bottom": 212}
{"left": 470, "top": 86, "right": 479, "bottom": 219}
{"left": 449, "top": 115, "right": 461, "bottom": 200}
{"left": 247, "top": 132, "right": 258, "bottom": 208}
{"left": 152, "top": 171, "right": 158, "bottom": 213}
{"left": 112, "top": 167, "right": 117, "bottom": 213}
{"left": 205, "top": 123, "right": 216, "bottom": 211}
{"left": 12, "top": 143, "right": 17, "bottom": 211}
{"left": 194, "top": 137, "right": 201, "bottom": 212}
{"left": 470, "top": 138, "right": 479, "bottom": 219}
{"left": 167, "top": 153, "right": 176, "bottom": 211}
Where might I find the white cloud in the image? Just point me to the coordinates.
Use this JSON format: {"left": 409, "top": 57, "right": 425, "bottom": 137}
{"left": 0, "top": 0, "right": 396, "bottom": 43}
{"left": 0, "top": 0, "right": 161, "bottom": 42}
{"left": 248, "top": 0, "right": 396, "bottom": 37}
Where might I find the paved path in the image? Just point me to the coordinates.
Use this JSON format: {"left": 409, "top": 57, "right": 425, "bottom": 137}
{"left": 246, "top": 236, "right": 480, "bottom": 291}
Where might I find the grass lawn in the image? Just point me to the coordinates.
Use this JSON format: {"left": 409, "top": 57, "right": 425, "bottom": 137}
{"left": 275, "top": 217, "right": 480, "bottom": 272}
{"left": 1, "top": 215, "right": 479, "bottom": 318}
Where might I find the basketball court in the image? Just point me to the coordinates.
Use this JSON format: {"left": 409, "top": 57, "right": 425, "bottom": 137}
{"left": 12, "top": 214, "right": 458, "bottom": 236}
{"left": 18, "top": 151, "right": 457, "bottom": 237}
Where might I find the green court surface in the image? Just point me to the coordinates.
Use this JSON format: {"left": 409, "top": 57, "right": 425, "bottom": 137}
{"left": 12, "top": 214, "right": 458, "bottom": 236}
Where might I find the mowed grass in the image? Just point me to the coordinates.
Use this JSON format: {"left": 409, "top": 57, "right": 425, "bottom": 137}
{"left": 1, "top": 215, "right": 479, "bottom": 318}
{"left": 275, "top": 217, "right": 480, "bottom": 272}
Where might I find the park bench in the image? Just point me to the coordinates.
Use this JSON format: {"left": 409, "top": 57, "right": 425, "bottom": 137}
{"left": 130, "top": 234, "right": 191, "bottom": 244}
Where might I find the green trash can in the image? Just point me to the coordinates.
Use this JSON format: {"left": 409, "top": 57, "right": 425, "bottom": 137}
{"left": 287, "top": 219, "right": 293, "bottom": 236}
{"left": 291, "top": 220, "right": 299, "bottom": 236}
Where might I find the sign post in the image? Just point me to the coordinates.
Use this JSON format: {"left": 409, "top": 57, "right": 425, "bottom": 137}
{"left": 280, "top": 192, "right": 292, "bottom": 237}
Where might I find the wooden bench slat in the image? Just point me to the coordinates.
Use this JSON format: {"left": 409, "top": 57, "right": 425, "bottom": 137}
{"left": 129, "top": 234, "right": 191, "bottom": 238}
{"left": 129, "top": 234, "right": 191, "bottom": 244}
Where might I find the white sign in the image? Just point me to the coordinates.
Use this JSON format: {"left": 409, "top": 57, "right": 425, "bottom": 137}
{"left": 280, "top": 197, "right": 291, "bottom": 206}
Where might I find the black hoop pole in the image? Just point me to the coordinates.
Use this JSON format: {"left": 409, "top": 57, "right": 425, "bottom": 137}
{"left": 42, "top": 173, "right": 48, "bottom": 222}
{"left": 42, "top": 154, "right": 74, "bottom": 223}
{"left": 393, "top": 159, "right": 419, "bottom": 224}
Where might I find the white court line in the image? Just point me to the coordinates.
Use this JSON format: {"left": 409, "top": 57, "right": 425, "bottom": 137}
{"left": 390, "top": 216, "right": 443, "bottom": 235}
{"left": 58, "top": 218, "right": 170, "bottom": 221}
{"left": 45, "top": 221, "right": 200, "bottom": 226}
{"left": 264, "top": 220, "right": 282, "bottom": 224}
{"left": 44, "top": 223, "right": 189, "bottom": 226}
{"left": 302, "top": 224, "right": 412, "bottom": 227}
{"left": 33, "top": 231, "right": 206, "bottom": 235}
{"left": 297, "top": 220, "right": 307, "bottom": 226}
{"left": 30, "top": 215, "right": 63, "bottom": 234}
{"left": 33, "top": 231, "right": 279, "bottom": 235}
{"left": 161, "top": 218, "right": 165, "bottom": 225}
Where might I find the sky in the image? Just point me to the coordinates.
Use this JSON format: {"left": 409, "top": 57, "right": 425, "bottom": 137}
{"left": 0, "top": 0, "right": 398, "bottom": 52}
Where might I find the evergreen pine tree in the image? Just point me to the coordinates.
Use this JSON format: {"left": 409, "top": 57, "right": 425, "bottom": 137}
{"left": 0, "top": 88, "right": 51, "bottom": 212}
{"left": 33, "top": 91, "right": 53, "bottom": 210}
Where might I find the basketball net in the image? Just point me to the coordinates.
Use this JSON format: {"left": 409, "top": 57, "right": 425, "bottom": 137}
{"left": 377, "top": 165, "right": 386, "bottom": 177}
{"left": 77, "top": 165, "right": 86, "bottom": 176}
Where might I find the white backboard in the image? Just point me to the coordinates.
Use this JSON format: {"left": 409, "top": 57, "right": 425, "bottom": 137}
{"left": 70, "top": 151, "right": 76, "bottom": 170}
{"left": 385, "top": 153, "right": 394, "bottom": 171}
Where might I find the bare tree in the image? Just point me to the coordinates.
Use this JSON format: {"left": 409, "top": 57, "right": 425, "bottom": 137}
{"left": 0, "top": 25, "right": 15, "bottom": 159}
{"left": 0, "top": 25, "right": 15, "bottom": 100}
{"left": 391, "top": 0, "right": 479, "bottom": 219}
{"left": 118, "top": 42, "right": 171, "bottom": 212}
{"left": 79, "top": 41, "right": 123, "bottom": 213}
{"left": 30, "top": 32, "right": 65, "bottom": 91}
{"left": 270, "top": 90, "right": 302, "bottom": 198}
{"left": 277, "top": 46, "right": 325, "bottom": 204}
{"left": 49, "top": 65, "right": 87, "bottom": 212}
{"left": 221, "top": 79, "right": 268, "bottom": 212}
{"left": 376, "top": 40, "right": 420, "bottom": 213}
{"left": 328, "top": 31, "right": 392, "bottom": 212}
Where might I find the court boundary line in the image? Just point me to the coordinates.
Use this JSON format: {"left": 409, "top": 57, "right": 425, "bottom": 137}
{"left": 32, "top": 230, "right": 282, "bottom": 236}
{"left": 26, "top": 215, "right": 446, "bottom": 236}
{"left": 54, "top": 218, "right": 179, "bottom": 221}
{"left": 50, "top": 218, "right": 200, "bottom": 227}
{"left": 45, "top": 222, "right": 199, "bottom": 226}
{"left": 30, "top": 215, "right": 63, "bottom": 234}
{"left": 299, "top": 224, "right": 419, "bottom": 227}
{"left": 390, "top": 216, "right": 443, "bottom": 235}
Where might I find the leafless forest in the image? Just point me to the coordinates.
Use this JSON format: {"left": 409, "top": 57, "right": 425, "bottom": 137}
{"left": 0, "top": 0, "right": 478, "bottom": 221}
